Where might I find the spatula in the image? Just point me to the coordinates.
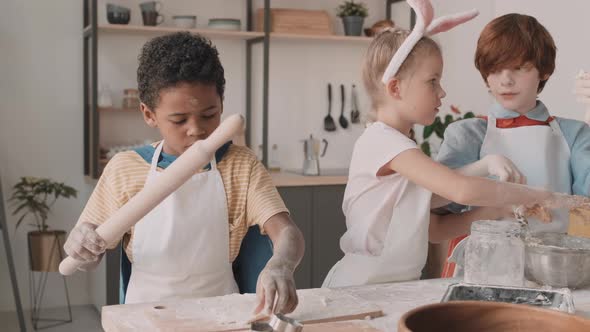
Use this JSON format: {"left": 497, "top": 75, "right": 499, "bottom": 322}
{"left": 339, "top": 84, "right": 349, "bottom": 129}
{"left": 324, "top": 83, "right": 336, "bottom": 132}
{"left": 351, "top": 84, "right": 360, "bottom": 124}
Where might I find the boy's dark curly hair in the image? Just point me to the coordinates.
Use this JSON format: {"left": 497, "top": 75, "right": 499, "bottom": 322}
{"left": 137, "top": 32, "right": 225, "bottom": 110}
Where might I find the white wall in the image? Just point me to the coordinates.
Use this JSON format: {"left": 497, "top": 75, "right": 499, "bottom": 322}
{"left": 0, "top": 0, "right": 93, "bottom": 311}
{"left": 1, "top": 0, "right": 589, "bottom": 312}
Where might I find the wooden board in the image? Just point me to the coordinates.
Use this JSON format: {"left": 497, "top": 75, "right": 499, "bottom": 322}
{"left": 569, "top": 207, "right": 590, "bottom": 239}
{"left": 303, "top": 321, "right": 382, "bottom": 331}
{"left": 256, "top": 9, "right": 333, "bottom": 35}
{"left": 102, "top": 288, "right": 383, "bottom": 332}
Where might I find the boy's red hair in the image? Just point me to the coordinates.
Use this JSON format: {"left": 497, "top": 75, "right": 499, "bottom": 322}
{"left": 475, "top": 13, "right": 556, "bottom": 93}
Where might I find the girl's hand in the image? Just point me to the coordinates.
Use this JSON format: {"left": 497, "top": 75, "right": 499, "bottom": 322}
{"left": 514, "top": 204, "right": 552, "bottom": 223}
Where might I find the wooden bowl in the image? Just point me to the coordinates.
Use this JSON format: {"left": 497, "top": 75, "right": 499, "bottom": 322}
{"left": 398, "top": 301, "right": 590, "bottom": 332}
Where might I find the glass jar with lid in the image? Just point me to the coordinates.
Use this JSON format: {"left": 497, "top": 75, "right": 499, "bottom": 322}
{"left": 464, "top": 220, "right": 525, "bottom": 286}
{"left": 122, "top": 88, "right": 140, "bottom": 109}
{"left": 98, "top": 83, "right": 113, "bottom": 108}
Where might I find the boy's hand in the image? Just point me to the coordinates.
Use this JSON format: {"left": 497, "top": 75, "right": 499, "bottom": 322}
{"left": 254, "top": 213, "right": 304, "bottom": 317}
{"left": 254, "top": 259, "right": 298, "bottom": 316}
{"left": 484, "top": 154, "right": 526, "bottom": 184}
{"left": 64, "top": 222, "right": 106, "bottom": 263}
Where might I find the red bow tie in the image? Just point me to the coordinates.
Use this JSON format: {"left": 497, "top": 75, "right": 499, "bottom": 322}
{"left": 483, "top": 115, "right": 555, "bottom": 128}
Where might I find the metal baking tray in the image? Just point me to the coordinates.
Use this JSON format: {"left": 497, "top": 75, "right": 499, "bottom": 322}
{"left": 441, "top": 283, "right": 575, "bottom": 313}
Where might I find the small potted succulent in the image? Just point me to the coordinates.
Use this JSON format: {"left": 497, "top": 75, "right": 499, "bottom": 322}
{"left": 336, "top": 1, "right": 368, "bottom": 36}
{"left": 421, "top": 105, "right": 476, "bottom": 157}
{"left": 10, "top": 177, "right": 77, "bottom": 272}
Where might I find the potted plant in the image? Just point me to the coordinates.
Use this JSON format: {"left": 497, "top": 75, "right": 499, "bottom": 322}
{"left": 10, "top": 177, "right": 77, "bottom": 272}
{"left": 421, "top": 105, "right": 476, "bottom": 157}
{"left": 336, "top": 1, "right": 368, "bottom": 36}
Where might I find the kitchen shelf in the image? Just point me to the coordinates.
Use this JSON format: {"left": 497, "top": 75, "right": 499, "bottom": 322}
{"left": 98, "top": 107, "right": 139, "bottom": 113}
{"left": 97, "top": 24, "right": 265, "bottom": 41}
{"left": 83, "top": 0, "right": 412, "bottom": 179}
{"left": 97, "top": 24, "right": 373, "bottom": 43}
{"left": 270, "top": 32, "right": 372, "bottom": 43}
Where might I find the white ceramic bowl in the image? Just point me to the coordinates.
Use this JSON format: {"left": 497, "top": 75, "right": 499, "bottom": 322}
{"left": 208, "top": 18, "right": 241, "bottom": 31}
{"left": 172, "top": 15, "right": 196, "bottom": 29}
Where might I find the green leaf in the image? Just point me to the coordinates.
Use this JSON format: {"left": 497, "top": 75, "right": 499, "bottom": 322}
{"left": 443, "top": 114, "right": 454, "bottom": 126}
{"left": 15, "top": 214, "right": 27, "bottom": 230}
{"left": 464, "top": 112, "right": 475, "bottom": 119}
{"left": 433, "top": 117, "right": 442, "bottom": 130}
{"left": 423, "top": 125, "right": 434, "bottom": 139}
{"left": 9, "top": 176, "right": 77, "bottom": 231}
{"left": 336, "top": 1, "right": 368, "bottom": 17}
{"left": 434, "top": 123, "right": 445, "bottom": 139}
{"left": 11, "top": 201, "right": 30, "bottom": 217}
{"left": 420, "top": 141, "right": 431, "bottom": 157}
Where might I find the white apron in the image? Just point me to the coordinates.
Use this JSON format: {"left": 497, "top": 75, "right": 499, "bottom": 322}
{"left": 125, "top": 141, "right": 238, "bottom": 303}
{"left": 480, "top": 115, "right": 572, "bottom": 233}
{"left": 322, "top": 181, "right": 432, "bottom": 287}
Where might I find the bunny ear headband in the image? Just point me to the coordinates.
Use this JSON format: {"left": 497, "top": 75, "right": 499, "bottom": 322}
{"left": 381, "top": 0, "right": 479, "bottom": 83}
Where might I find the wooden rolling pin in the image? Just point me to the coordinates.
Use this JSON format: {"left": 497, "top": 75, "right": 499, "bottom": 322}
{"left": 59, "top": 114, "right": 245, "bottom": 275}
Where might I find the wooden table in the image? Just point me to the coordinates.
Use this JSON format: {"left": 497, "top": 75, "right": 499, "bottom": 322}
{"left": 102, "top": 278, "right": 590, "bottom": 331}
{"left": 270, "top": 170, "right": 348, "bottom": 187}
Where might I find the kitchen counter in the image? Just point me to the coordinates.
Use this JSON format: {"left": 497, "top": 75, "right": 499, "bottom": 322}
{"left": 270, "top": 169, "right": 348, "bottom": 187}
{"left": 102, "top": 278, "right": 590, "bottom": 331}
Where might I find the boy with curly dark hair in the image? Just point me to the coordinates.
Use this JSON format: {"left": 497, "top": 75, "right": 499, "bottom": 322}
{"left": 64, "top": 32, "right": 304, "bottom": 315}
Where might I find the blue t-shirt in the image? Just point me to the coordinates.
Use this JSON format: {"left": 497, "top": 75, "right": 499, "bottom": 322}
{"left": 133, "top": 141, "right": 232, "bottom": 170}
{"left": 436, "top": 101, "right": 590, "bottom": 212}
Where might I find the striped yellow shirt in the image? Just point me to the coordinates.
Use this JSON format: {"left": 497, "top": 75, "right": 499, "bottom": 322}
{"left": 76, "top": 143, "right": 288, "bottom": 263}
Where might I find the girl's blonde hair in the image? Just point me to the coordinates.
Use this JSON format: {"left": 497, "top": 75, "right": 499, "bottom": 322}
{"left": 362, "top": 28, "right": 441, "bottom": 111}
